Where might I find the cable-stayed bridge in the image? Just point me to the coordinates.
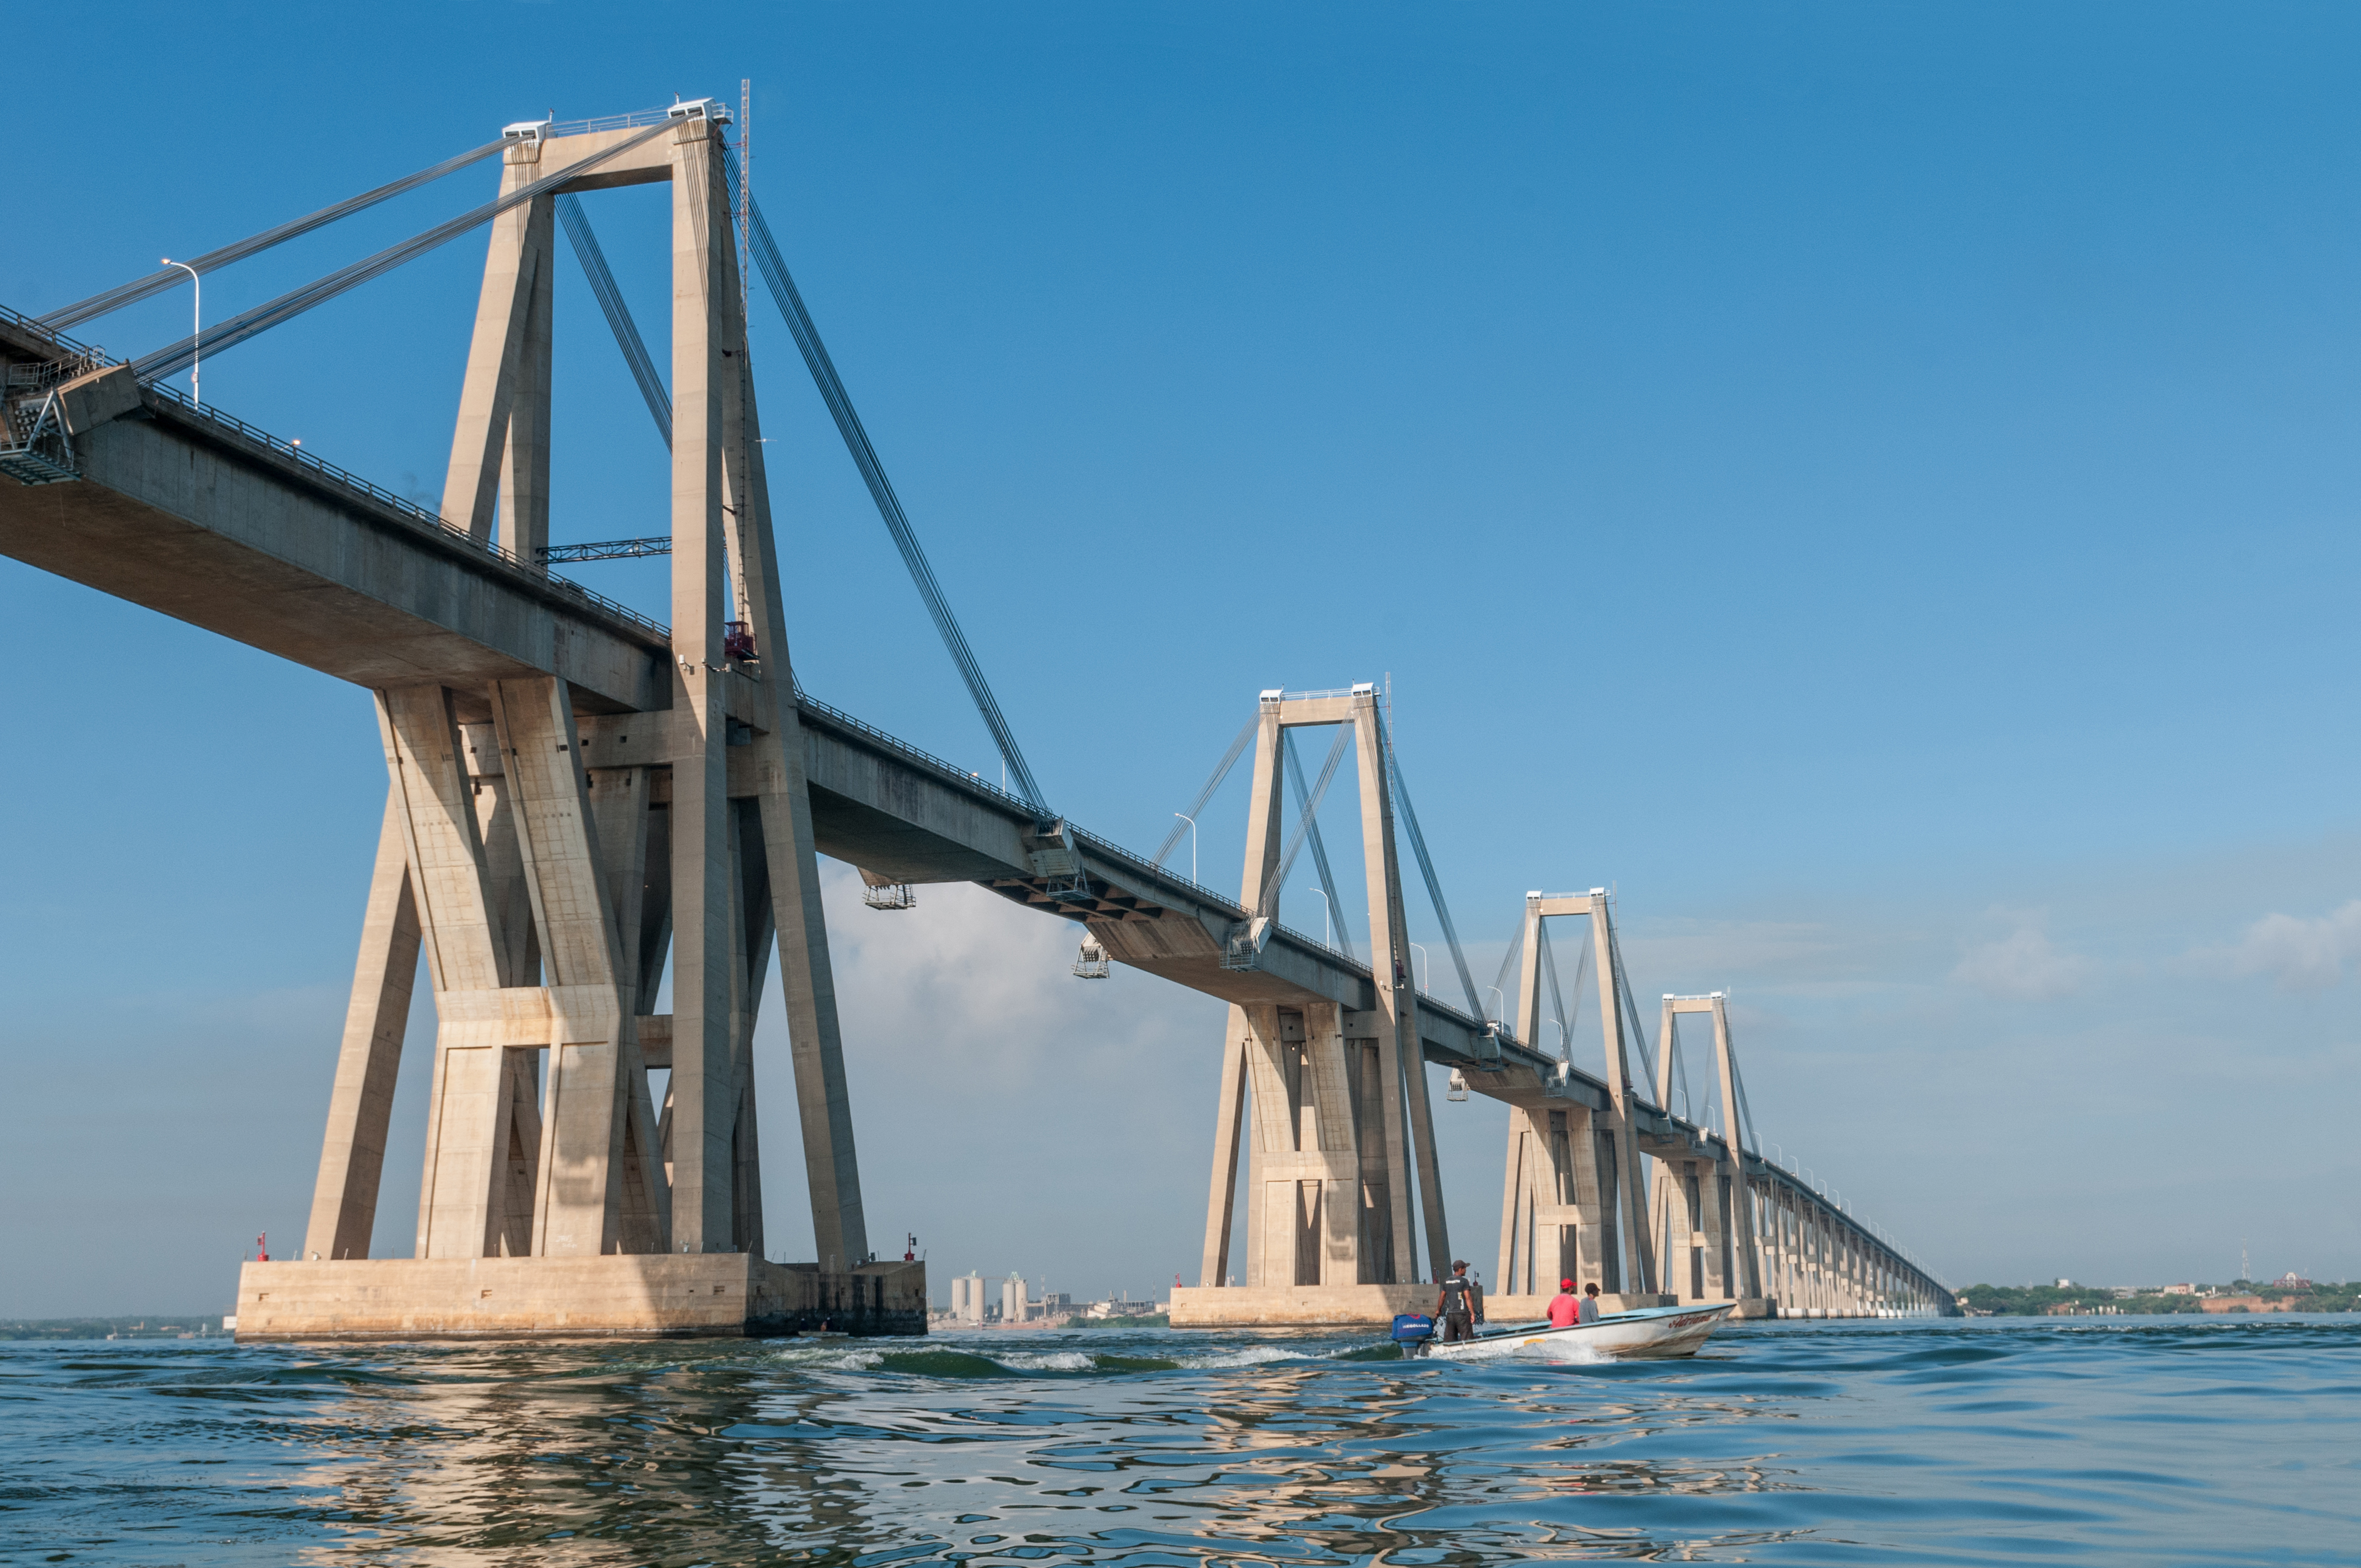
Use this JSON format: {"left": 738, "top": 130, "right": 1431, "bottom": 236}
{"left": 0, "top": 100, "right": 1952, "bottom": 1338}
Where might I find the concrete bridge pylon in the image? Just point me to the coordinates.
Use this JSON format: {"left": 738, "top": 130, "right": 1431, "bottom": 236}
{"left": 1494, "top": 891, "right": 1661, "bottom": 1303}
{"left": 1198, "top": 685, "right": 1450, "bottom": 1308}
{"left": 1647, "top": 993, "right": 1764, "bottom": 1306}
{"left": 270, "top": 106, "right": 901, "bottom": 1338}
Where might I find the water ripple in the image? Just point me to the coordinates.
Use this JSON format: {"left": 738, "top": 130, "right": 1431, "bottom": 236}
{"left": 1, "top": 1316, "right": 2356, "bottom": 1565}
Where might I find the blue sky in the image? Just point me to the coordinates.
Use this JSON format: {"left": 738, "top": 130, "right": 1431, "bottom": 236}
{"left": 5, "top": 2, "right": 2360, "bottom": 1314}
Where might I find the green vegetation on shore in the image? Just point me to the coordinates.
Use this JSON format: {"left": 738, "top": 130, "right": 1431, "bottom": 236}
{"left": 1958, "top": 1282, "right": 2361, "bottom": 1316}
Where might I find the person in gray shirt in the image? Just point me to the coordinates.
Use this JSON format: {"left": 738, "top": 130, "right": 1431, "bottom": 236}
{"left": 1434, "top": 1260, "right": 1486, "bottom": 1342}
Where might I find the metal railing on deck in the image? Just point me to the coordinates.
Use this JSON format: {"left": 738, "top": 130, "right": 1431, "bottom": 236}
{"left": 2, "top": 301, "right": 674, "bottom": 646}
{"left": 792, "top": 692, "right": 1045, "bottom": 816}
{"left": 0, "top": 301, "right": 115, "bottom": 369}
{"left": 544, "top": 107, "right": 693, "bottom": 138}
{"left": 145, "top": 382, "right": 673, "bottom": 645}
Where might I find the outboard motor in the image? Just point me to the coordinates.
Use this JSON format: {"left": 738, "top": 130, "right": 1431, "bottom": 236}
{"left": 1392, "top": 1313, "right": 1435, "bottom": 1357}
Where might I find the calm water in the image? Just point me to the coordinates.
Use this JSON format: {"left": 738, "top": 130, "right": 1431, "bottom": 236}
{"left": 3, "top": 1316, "right": 2356, "bottom": 1566}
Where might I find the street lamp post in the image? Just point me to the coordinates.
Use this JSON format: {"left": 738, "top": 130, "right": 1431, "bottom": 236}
{"left": 1172, "top": 812, "right": 1196, "bottom": 885}
{"left": 161, "top": 259, "right": 200, "bottom": 407}
{"left": 1408, "top": 942, "right": 1429, "bottom": 994}
{"left": 1303, "top": 886, "right": 1331, "bottom": 949}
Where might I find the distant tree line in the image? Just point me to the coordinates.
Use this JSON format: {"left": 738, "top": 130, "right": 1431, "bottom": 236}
{"left": 1958, "top": 1282, "right": 2361, "bottom": 1316}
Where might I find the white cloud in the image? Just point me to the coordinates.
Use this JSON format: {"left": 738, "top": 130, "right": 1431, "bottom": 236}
{"left": 1951, "top": 920, "right": 2095, "bottom": 1000}
{"left": 2217, "top": 901, "right": 2361, "bottom": 992}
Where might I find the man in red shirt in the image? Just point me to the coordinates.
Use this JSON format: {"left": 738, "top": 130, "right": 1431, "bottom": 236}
{"left": 1547, "top": 1279, "right": 1581, "bottom": 1327}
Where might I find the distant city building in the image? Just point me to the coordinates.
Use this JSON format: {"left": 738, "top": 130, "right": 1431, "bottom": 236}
{"left": 2054, "top": 1277, "right": 2073, "bottom": 1289}
{"left": 942, "top": 1277, "right": 1162, "bottom": 1327}
{"left": 2274, "top": 1272, "right": 2314, "bottom": 1290}
{"left": 2163, "top": 1283, "right": 2195, "bottom": 1295}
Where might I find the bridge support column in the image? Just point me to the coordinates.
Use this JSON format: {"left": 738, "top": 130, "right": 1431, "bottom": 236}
{"left": 1350, "top": 693, "right": 1446, "bottom": 1281}
{"left": 489, "top": 677, "right": 667, "bottom": 1257}
{"left": 1496, "top": 1114, "right": 1525, "bottom": 1294}
{"left": 1199, "top": 1017, "right": 1249, "bottom": 1286}
{"left": 440, "top": 135, "right": 554, "bottom": 557}
{"left": 1511, "top": 892, "right": 1656, "bottom": 1297}
{"left": 1216, "top": 1001, "right": 1385, "bottom": 1290}
{"left": 1495, "top": 1104, "right": 1589, "bottom": 1297}
{"left": 1303, "top": 1004, "right": 1362, "bottom": 1282}
{"left": 710, "top": 132, "right": 869, "bottom": 1271}
{"left": 1187, "top": 686, "right": 1435, "bottom": 1313}
{"left": 1237, "top": 1003, "right": 1365, "bottom": 1286}
{"left": 1348, "top": 1032, "right": 1402, "bottom": 1284}
{"left": 301, "top": 791, "right": 422, "bottom": 1262}
{"left": 376, "top": 684, "right": 529, "bottom": 1259}
{"left": 1707, "top": 1166, "right": 1736, "bottom": 1299}
{"left": 666, "top": 110, "right": 746, "bottom": 1256}
{"left": 1651, "top": 1155, "right": 1724, "bottom": 1303}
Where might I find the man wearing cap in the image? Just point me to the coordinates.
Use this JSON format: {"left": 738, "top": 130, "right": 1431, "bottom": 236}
{"left": 1547, "top": 1278, "right": 1581, "bottom": 1328}
{"left": 1434, "top": 1260, "right": 1485, "bottom": 1342}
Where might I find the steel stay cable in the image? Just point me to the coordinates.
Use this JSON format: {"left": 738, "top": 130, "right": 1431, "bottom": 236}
{"left": 1667, "top": 1017, "right": 1695, "bottom": 1122}
{"left": 729, "top": 148, "right": 1048, "bottom": 814}
{"left": 1284, "top": 737, "right": 1356, "bottom": 959}
{"left": 557, "top": 193, "right": 670, "bottom": 447}
{"left": 1375, "top": 706, "right": 1483, "bottom": 1020}
{"left": 134, "top": 122, "right": 671, "bottom": 385}
{"left": 1540, "top": 923, "right": 1569, "bottom": 1056}
{"left": 43, "top": 138, "right": 508, "bottom": 330}
{"left": 1562, "top": 919, "right": 1593, "bottom": 1061}
{"left": 1732, "top": 1055, "right": 1761, "bottom": 1157}
{"left": 1258, "top": 725, "right": 1351, "bottom": 921}
{"left": 1154, "top": 713, "right": 1256, "bottom": 870}
{"left": 1488, "top": 921, "right": 1524, "bottom": 1025}
{"left": 1602, "top": 909, "right": 1657, "bottom": 1102}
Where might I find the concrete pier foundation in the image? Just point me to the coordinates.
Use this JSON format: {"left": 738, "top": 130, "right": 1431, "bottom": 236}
{"left": 232, "top": 1257, "right": 925, "bottom": 1341}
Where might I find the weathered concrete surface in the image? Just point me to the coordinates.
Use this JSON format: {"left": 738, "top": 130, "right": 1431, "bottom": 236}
{"left": 1168, "top": 1283, "right": 1433, "bottom": 1327}
{"left": 232, "top": 1256, "right": 926, "bottom": 1341}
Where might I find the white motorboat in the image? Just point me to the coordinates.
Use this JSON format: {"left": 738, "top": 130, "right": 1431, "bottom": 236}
{"left": 1405, "top": 1301, "right": 1736, "bottom": 1361}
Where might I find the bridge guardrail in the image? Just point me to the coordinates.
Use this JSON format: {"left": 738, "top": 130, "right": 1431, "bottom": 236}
{"left": 0, "top": 301, "right": 115, "bottom": 368}
{"left": 793, "top": 691, "right": 1048, "bottom": 816}
{"left": 141, "top": 383, "right": 676, "bottom": 647}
